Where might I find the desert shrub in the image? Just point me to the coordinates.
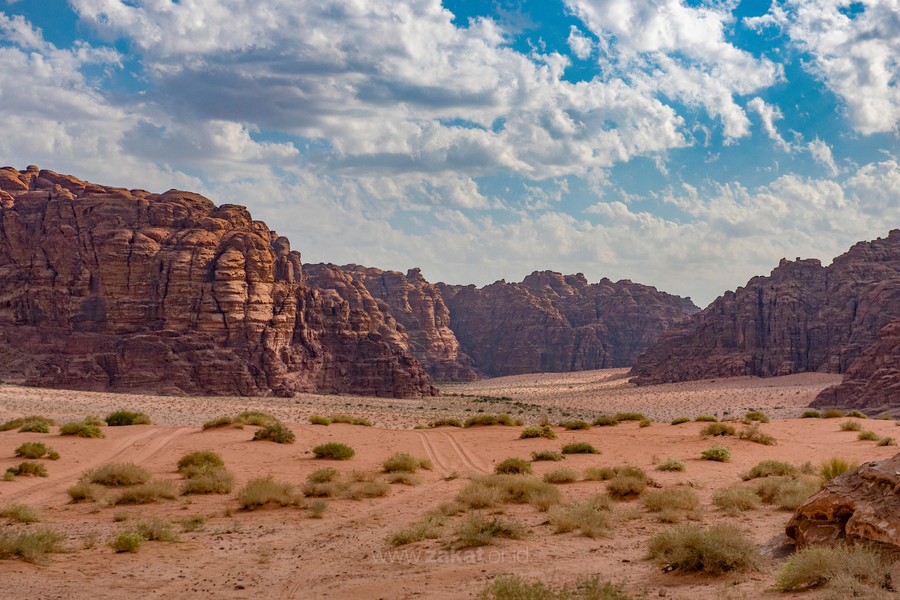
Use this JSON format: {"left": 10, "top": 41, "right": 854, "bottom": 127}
{"left": 14, "top": 442, "right": 48, "bottom": 459}
{"left": 235, "top": 411, "right": 278, "bottom": 427}
{"left": 531, "top": 450, "right": 565, "bottom": 461}
{"left": 774, "top": 543, "right": 894, "bottom": 593}
{"left": 606, "top": 475, "right": 647, "bottom": 500}
{"left": 329, "top": 414, "right": 354, "bottom": 424}
{"left": 701, "top": 446, "right": 731, "bottom": 462}
{"left": 0, "top": 415, "right": 56, "bottom": 432}
{"left": 114, "top": 480, "right": 179, "bottom": 505}
{"left": 456, "top": 481, "right": 503, "bottom": 509}
{"left": 383, "top": 452, "right": 431, "bottom": 473}
{"left": 202, "top": 416, "right": 234, "bottom": 430}
{"left": 389, "top": 513, "right": 446, "bottom": 546}
{"left": 591, "top": 416, "right": 619, "bottom": 427}
{"left": 307, "top": 468, "right": 340, "bottom": 483}
{"left": 0, "top": 503, "right": 41, "bottom": 523}
{"left": 543, "top": 468, "right": 578, "bottom": 484}
{"left": 846, "top": 410, "right": 867, "bottom": 419}
{"left": 742, "top": 460, "right": 798, "bottom": 480}
{"left": 47, "top": 449, "right": 60, "bottom": 460}
{"left": 429, "top": 418, "right": 462, "bottom": 428}
{"left": 181, "top": 514, "right": 206, "bottom": 532}
{"left": 823, "top": 409, "right": 844, "bottom": 418}
{"left": 700, "top": 423, "right": 735, "bottom": 437}
{"left": 2, "top": 472, "right": 13, "bottom": 481}
{"left": 0, "top": 528, "right": 66, "bottom": 563}
{"left": 820, "top": 458, "right": 857, "bottom": 484}
{"left": 648, "top": 524, "right": 761, "bottom": 575}
{"left": 237, "top": 476, "right": 297, "bottom": 508}
{"left": 614, "top": 413, "right": 646, "bottom": 422}
{"left": 753, "top": 476, "right": 819, "bottom": 510}
{"left": 478, "top": 574, "right": 632, "bottom": 600}
{"left": 136, "top": 517, "right": 180, "bottom": 542}
{"left": 59, "top": 422, "right": 104, "bottom": 438}
{"left": 464, "top": 414, "right": 514, "bottom": 427}
{"left": 387, "top": 472, "right": 422, "bottom": 486}
{"left": 18, "top": 421, "right": 50, "bottom": 433}
{"left": 301, "top": 480, "right": 350, "bottom": 498}
{"left": 82, "top": 415, "right": 106, "bottom": 426}
{"left": 105, "top": 411, "right": 151, "bottom": 426}
{"left": 66, "top": 482, "right": 110, "bottom": 503}
{"left": 745, "top": 411, "right": 769, "bottom": 423}
{"left": 801, "top": 410, "right": 821, "bottom": 418}
{"left": 84, "top": 462, "right": 152, "bottom": 486}
{"left": 495, "top": 458, "right": 532, "bottom": 475}
{"left": 840, "top": 420, "right": 862, "bottom": 431}
{"left": 520, "top": 425, "right": 558, "bottom": 439}
{"left": 348, "top": 481, "right": 392, "bottom": 498}
{"left": 670, "top": 417, "right": 690, "bottom": 425}
{"left": 639, "top": 419, "right": 651, "bottom": 428}
{"left": 878, "top": 414, "right": 894, "bottom": 420}
{"left": 313, "top": 442, "right": 355, "bottom": 460}
{"left": 738, "top": 423, "right": 777, "bottom": 445}
{"left": 308, "top": 499, "right": 327, "bottom": 518}
{"left": 656, "top": 457, "right": 686, "bottom": 472}
{"left": 642, "top": 488, "right": 700, "bottom": 515}
{"left": 712, "top": 486, "right": 760, "bottom": 515}
{"left": 6, "top": 462, "right": 47, "bottom": 477}
{"left": 857, "top": 430, "right": 880, "bottom": 441}
{"left": 308, "top": 415, "right": 330, "bottom": 425}
{"left": 107, "top": 531, "right": 145, "bottom": 553}
{"left": 548, "top": 495, "right": 614, "bottom": 538}
{"left": 180, "top": 468, "right": 235, "bottom": 495}
{"left": 694, "top": 415, "right": 718, "bottom": 422}
{"left": 454, "top": 512, "right": 527, "bottom": 548}
{"left": 177, "top": 450, "right": 224, "bottom": 473}
{"left": 459, "top": 474, "right": 561, "bottom": 511}
{"left": 877, "top": 436, "right": 897, "bottom": 446}
{"left": 583, "top": 467, "right": 615, "bottom": 481}
{"left": 252, "top": 422, "right": 296, "bottom": 444}
{"left": 561, "top": 420, "right": 591, "bottom": 430}
{"left": 562, "top": 442, "right": 599, "bottom": 454}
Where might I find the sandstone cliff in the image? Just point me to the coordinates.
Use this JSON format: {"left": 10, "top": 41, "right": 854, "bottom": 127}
{"left": 0, "top": 166, "right": 437, "bottom": 397}
{"left": 630, "top": 231, "right": 900, "bottom": 385}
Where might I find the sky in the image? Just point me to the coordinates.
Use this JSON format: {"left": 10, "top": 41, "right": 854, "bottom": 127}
{"left": 1, "top": 0, "right": 899, "bottom": 306}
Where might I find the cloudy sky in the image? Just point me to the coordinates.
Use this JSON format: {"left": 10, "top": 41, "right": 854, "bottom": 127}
{"left": 1, "top": 0, "right": 899, "bottom": 305}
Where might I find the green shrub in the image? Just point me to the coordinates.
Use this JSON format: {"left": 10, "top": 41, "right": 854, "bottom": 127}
{"left": 520, "top": 425, "right": 558, "bottom": 439}
{"left": 0, "top": 416, "right": 56, "bottom": 432}
{"left": 252, "top": 422, "right": 296, "bottom": 444}
{"left": 0, "top": 528, "right": 66, "bottom": 563}
{"left": 712, "top": 486, "right": 760, "bottom": 515}
{"left": 464, "top": 414, "right": 514, "bottom": 427}
{"left": 694, "top": 415, "right": 718, "bottom": 422}
{"left": 312, "top": 442, "right": 355, "bottom": 460}
{"left": 670, "top": 417, "right": 690, "bottom": 425}
{"left": 236, "top": 476, "right": 297, "bottom": 509}
{"left": 387, "top": 472, "right": 422, "bottom": 486}
{"left": 846, "top": 410, "right": 867, "bottom": 419}
{"left": 495, "top": 458, "right": 532, "bottom": 475}
{"left": 177, "top": 450, "right": 224, "bottom": 473}
{"left": 745, "top": 411, "right": 769, "bottom": 423}
{"left": 107, "top": 531, "right": 145, "bottom": 553}
{"left": 753, "top": 476, "right": 819, "bottom": 510}
{"left": 83, "top": 462, "right": 152, "bottom": 486}
{"left": 136, "top": 517, "right": 180, "bottom": 542}
{"left": 820, "top": 458, "right": 857, "bottom": 484}
{"left": 614, "top": 413, "right": 646, "bottom": 422}
{"left": 105, "top": 411, "right": 151, "bottom": 426}
{"left": 543, "top": 468, "right": 578, "bottom": 484}
{"left": 738, "top": 423, "right": 777, "bottom": 445}
{"left": 648, "top": 524, "right": 762, "bottom": 574}
{"left": 561, "top": 420, "right": 591, "bottom": 430}
{"left": 701, "top": 446, "right": 731, "bottom": 462}
{"left": 180, "top": 468, "right": 235, "bottom": 495}
{"left": 114, "top": 481, "right": 179, "bottom": 505}
{"left": 309, "top": 415, "right": 331, "bottom": 425}
{"left": 18, "top": 421, "right": 50, "bottom": 433}
{"left": 0, "top": 503, "right": 41, "bottom": 523}
{"left": 383, "top": 452, "right": 431, "bottom": 473}
{"left": 235, "top": 411, "right": 277, "bottom": 426}
{"left": 389, "top": 513, "right": 446, "bottom": 546}
{"left": 591, "top": 416, "right": 618, "bottom": 427}
{"left": 307, "top": 468, "right": 340, "bottom": 483}
{"left": 329, "top": 414, "right": 354, "bottom": 424}
{"left": 742, "top": 460, "right": 797, "bottom": 480}
{"left": 453, "top": 512, "right": 527, "bottom": 548}
{"left": 59, "top": 422, "right": 104, "bottom": 438}
{"left": 429, "top": 418, "right": 462, "bottom": 428}
{"left": 47, "top": 449, "right": 60, "bottom": 460}
{"left": 548, "top": 495, "right": 613, "bottom": 538}
{"left": 201, "top": 416, "right": 234, "bottom": 430}
{"left": 801, "top": 410, "right": 821, "bottom": 418}
{"left": 700, "top": 423, "right": 735, "bottom": 437}
{"left": 562, "top": 442, "right": 599, "bottom": 454}
{"left": 478, "top": 574, "right": 631, "bottom": 600}
{"left": 656, "top": 457, "right": 686, "bottom": 472}
{"left": 457, "top": 475, "right": 561, "bottom": 511}
{"left": 14, "top": 442, "right": 48, "bottom": 459}
{"left": 639, "top": 419, "right": 651, "bottom": 428}
{"left": 82, "top": 415, "right": 106, "bottom": 427}
{"left": 531, "top": 450, "right": 565, "bottom": 461}
{"left": 774, "top": 543, "right": 894, "bottom": 593}
{"left": 857, "top": 430, "right": 880, "bottom": 441}
{"left": 840, "top": 420, "right": 862, "bottom": 431}
{"left": 308, "top": 499, "right": 327, "bottom": 518}
{"left": 877, "top": 436, "right": 897, "bottom": 446}
{"left": 823, "top": 409, "right": 844, "bottom": 418}
{"left": 6, "top": 462, "right": 47, "bottom": 477}
{"left": 351, "top": 417, "right": 372, "bottom": 426}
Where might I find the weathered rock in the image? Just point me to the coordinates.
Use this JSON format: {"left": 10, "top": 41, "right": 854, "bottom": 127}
{"left": 786, "top": 454, "right": 900, "bottom": 553}
{"left": 436, "top": 271, "right": 698, "bottom": 378}
{"left": 305, "top": 264, "right": 479, "bottom": 381}
{"left": 0, "top": 166, "right": 437, "bottom": 397}
{"left": 630, "top": 231, "right": 900, "bottom": 386}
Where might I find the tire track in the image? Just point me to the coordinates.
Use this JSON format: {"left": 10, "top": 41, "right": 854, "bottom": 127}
{"left": 439, "top": 431, "right": 489, "bottom": 474}
{"left": 414, "top": 431, "right": 449, "bottom": 477}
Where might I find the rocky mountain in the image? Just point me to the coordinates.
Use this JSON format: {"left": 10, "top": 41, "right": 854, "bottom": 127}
{"left": 630, "top": 231, "right": 900, "bottom": 386}
{"left": 0, "top": 166, "right": 437, "bottom": 397}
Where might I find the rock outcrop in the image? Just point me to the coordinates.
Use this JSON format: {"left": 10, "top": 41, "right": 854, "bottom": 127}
{"left": 0, "top": 166, "right": 437, "bottom": 397}
{"left": 304, "top": 264, "right": 479, "bottom": 381}
{"left": 786, "top": 454, "right": 900, "bottom": 553}
{"left": 630, "top": 231, "right": 900, "bottom": 385}
{"left": 436, "top": 271, "right": 698, "bottom": 378}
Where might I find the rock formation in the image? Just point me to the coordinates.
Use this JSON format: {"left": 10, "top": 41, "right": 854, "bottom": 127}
{"left": 786, "top": 454, "right": 900, "bottom": 553}
{"left": 0, "top": 166, "right": 437, "bottom": 398}
{"left": 436, "top": 271, "right": 698, "bottom": 378}
{"left": 630, "top": 231, "right": 900, "bottom": 385}
{"left": 304, "top": 264, "right": 479, "bottom": 381}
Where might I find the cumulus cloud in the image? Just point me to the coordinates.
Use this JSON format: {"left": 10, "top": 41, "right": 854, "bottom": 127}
{"left": 806, "top": 137, "right": 839, "bottom": 176}
{"left": 567, "top": 26, "right": 594, "bottom": 59}
{"left": 747, "top": 97, "right": 791, "bottom": 152}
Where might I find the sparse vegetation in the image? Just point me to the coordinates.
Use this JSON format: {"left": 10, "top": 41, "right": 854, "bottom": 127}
{"left": 561, "top": 420, "right": 591, "bottom": 430}
{"left": 738, "top": 423, "right": 777, "bottom": 445}
{"left": 846, "top": 410, "right": 867, "bottom": 418}
{"left": 107, "top": 531, "right": 145, "bottom": 553}
{"left": 177, "top": 450, "right": 224, "bottom": 473}
{"left": 744, "top": 411, "right": 769, "bottom": 423}
{"left": 753, "top": 476, "right": 819, "bottom": 510}
{"left": 700, "top": 423, "right": 735, "bottom": 437}
{"left": 14, "top": 442, "right": 51, "bottom": 459}
{"left": 464, "top": 414, "right": 514, "bottom": 427}
{"left": 639, "top": 418, "right": 651, "bottom": 428}
{"left": 495, "top": 457, "right": 532, "bottom": 475}
{"left": 531, "top": 450, "right": 565, "bottom": 461}
{"left": 202, "top": 411, "right": 278, "bottom": 430}
{"left": 429, "top": 418, "right": 462, "bottom": 428}
{"left": 742, "top": 460, "right": 798, "bottom": 480}
{"left": 383, "top": 452, "right": 432, "bottom": 473}
{"left": 457, "top": 475, "right": 561, "bottom": 511}
{"left": 329, "top": 414, "right": 372, "bottom": 426}
{"left": 656, "top": 457, "right": 686, "bottom": 472}
{"left": 694, "top": 415, "right": 718, "bottom": 422}
{"left": 59, "top": 421, "right": 104, "bottom": 438}
{"left": 543, "top": 468, "right": 578, "bottom": 484}
{"left": 348, "top": 480, "right": 392, "bottom": 498}
{"left": 478, "top": 574, "right": 634, "bottom": 600}
{"left": 387, "top": 472, "right": 422, "bottom": 486}
{"left": 606, "top": 474, "right": 648, "bottom": 500}
{"left": 313, "top": 442, "right": 355, "bottom": 460}
{"left": 840, "top": 420, "right": 862, "bottom": 431}
{"left": 591, "top": 416, "right": 619, "bottom": 427}
{"left": 712, "top": 486, "right": 760, "bottom": 515}
{"left": 614, "top": 413, "right": 646, "bottom": 422}
{"left": 647, "top": 524, "right": 762, "bottom": 575}
{"left": 82, "top": 415, "right": 106, "bottom": 427}
{"left": 201, "top": 416, "right": 235, "bottom": 430}
{"left": 18, "top": 421, "right": 50, "bottom": 433}
{"left": 642, "top": 488, "right": 700, "bottom": 522}
{"left": 0, "top": 528, "right": 66, "bottom": 563}
{"left": 181, "top": 514, "right": 206, "bottom": 532}
{"left": 701, "top": 446, "right": 731, "bottom": 462}
{"left": 520, "top": 425, "right": 558, "bottom": 439}
{"left": 237, "top": 476, "right": 298, "bottom": 509}
{"left": 252, "top": 422, "right": 296, "bottom": 444}
{"left": 180, "top": 467, "right": 235, "bottom": 495}
{"left": 823, "top": 409, "right": 844, "bottom": 418}
{"left": 389, "top": 513, "right": 446, "bottom": 546}
{"left": 0, "top": 416, "right": 56, "bottom": 432}
{"left": 548, "top": 495, "right": 613, "bottom": 538}
{"left": 136, "top": 517, "right": 180, "bottom": 542}
{"left": 308, "top": 500, "right": 327, "bottom": 518}
{"left": 66, "top": 482, "right": 110, "bottom": 503}
{"left": 561, "top": 442, "right": 599, "bottom": 454}
{"left": 309, "top": 415, "right": 331, "bottom": 425}
{"left": 774, "top": 543, "right": 895, "bottom": 594}
{"left": 114, "top": 480, "right": 179, "bottom": 505}
{"left": 83, "top": 462, "right": 152, "bottom": 486}
{"left": 105, "top": 411, "right": 151, "bottom": 426}
{"left": 801, "top": 410, "right": 821, "bottom": 418}
{"left": 858, "top": 430, "right": 880, "bottom": 441}
{"left": 670, "top": 417, "right": 690, "bottom": 425}
{"left": 6, "top": 462, "right": 48, "bottom": 477}
{"left": 453, "top": 512, "right": 527, "bottom": 548}
{"left": 820, "top": 458, "right": 857, "bottom": 484}
{"left": 0, "top": 503, "right": 41, "bottom": 523}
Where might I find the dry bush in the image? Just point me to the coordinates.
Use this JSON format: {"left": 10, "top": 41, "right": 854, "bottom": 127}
{"left": 700, "top": 423, "right": 735, "bottom": 437}
{"left": 606, "top": 475, "right": 647, "bottom": 500}
{"left": 181, "top": 514, "right": 206, "bottom": 532}
{"left": 846, "top": 410, "right": 868, "bottom": 418}
{"left": 744, "top": 411, "right": 769, "bottom": 423}
{"left": 59, "top": 422, "right": 104, "bottom": 438}
{"left": 670, "top": 417, "right": 690, "bottom": 425}
{"left": 14, "top": 442, "right": 48, "bottom": 459}
{"left": 478, "top": 574, "right": 632, "bottom": 600}
{"left": 701, "top": 446, "right": 731, "bottom": 462}
{"left": 840, "top": 420, "right": 862, "bottom": 431}
{"left": 614, "top": 413, "right": 646, "bottom": 422}
{"left": 107, "top": 531, "right": 145, "bottom": 553}
{"left": 0, "top": 528, "right": 66, "bottom": 564}
{"left": 591, "top": 416, "right": 619, "bottom": 427}
{"left": 180, "top": 468, "right": 235, "bottom": 495}
{"left": 820, "top": 458, "right": 858, "bottom": 483}
{"left": 106, "top": 411, "right": 151, "bottom": 426}
{"left": 202, "top": 416, "right": 234, "bottom": 430}
{"left": 348, "top": 481, "right": 392, "bottom": 499}
{"left": 235, "top": 411, "right": 277, "bottom": 426}
{"left": 712, "top": 486, "right": 760, "bottom": 515}
{"left": 6, "top": 462, "right": 47, "bottom": 478}
{"left": 738, "top": 423, "right": 777, "bottom": 445}
{"left": 0, "top": 503, "right": 41, "bottom": 523}
{"left": 742, "top": 460, "right": 797, "bottom": 480}
{"left": 548, "top": 495, "right": 613, "bottom": 538}
{"left": 495, "top": 457, "right": 532, "bottom": 475}
{"left": 0, "top": 416, "right": 56, "bottom": 432}
{"left": 458, "top": 474, "right": 561, "bottom": 511}
{"left": 561, "top": 421, "right": 591, "bottom": 430}
{"left": 656, "top": 457, "right": 686, "bottom": 472}
{"left": 83, "top": 463, "right": 152, "bottom": 486}
{"left": 642, "top": 488, "right": 700, "bottom": 514}
{"left": 453, "top": 512, "right": 527, "bottom": 548}
{"left": 253, "top": 422, "right": 296, "bottom": 444}
{"left": 387, "top": 472, "right": 422, "bottom": 486}
{"left": 309, "top": 415, "right": 331, "bottom": 425}
{"left": 531, "top": 450, "right": 564, "bottom": 461}
{"left": 114, "top": 480, "right": 179, "bottom": 505}
{"left": 301, "top": 480, "right": 350, "bottom": 498}
{"left": 456, "top": 481, "right": 503, "bottom": 509}
{"left": 308, "top": 500, "right": 327, "bottom": 518}
{"left": 694, "top": 415, "right": 718, "bottom": 422}
{"left": 801, "top": 410, "right": 821, "bottom": 418}
{"left": 237, "top": 476, "right": 298, "bottom": 508}
{"left": 436, "top": 501, "right": 465, "bottom": 516}
{"left": 543, "top": 468, "right": 578, "bottom": 484}
{"left": 136, "top": 517, "right": 180, "bottom": 542}
{"left": 775, "top": 543, "right": 894, "bottom": 594}
{"left": 389, "top": 513, "right": 446, "bottom": 546}
{"left": 520, "top": 426, "right": 557, "bottom": 439}
{"left": 583, "top": 467, "right": 616, "bottom": 481}
{"left": 429, "top": 419, "right": 462, "bottom": 428}
{"left": 753, "top": 476, "right": 819, "bottom": 510}
{"left": 858, "top": 430, "right": 880, "bottom": 441}
{"left": 561, "top": 442, "right": 599, "bottom": 454}
{"left": 307, "top": 468, "right": 340, "bottom": 483}
{"left": 82, "top": 415, "right": 106, "bottom": 427}
{"left": 328, "top": 414, "right": 372, "bottom": 426}
{"left": 312, "top": 442, "right": 355, "bottom": 460}
{"left": 639, "top": 419, "right": 651, "bottom": 428}
{"left": 383, "top": 452, "right": 431, "bottom": 473}
{"left": 877, "top": 437, "right": 897, "bottom": 446}
{"left": 647, "top": 524, "right": 762, "bottom": 575}
{"left": 177, "top": 450, "right": 224, "bottom": 473}
{"left": 67, "top": 482, "right": 110, "bottom": 503}
{"left": 464, "top": 414, "right": 514, "bottom": 427}
{"left": 823, "top": 409, "right": 844, "bottom": 418}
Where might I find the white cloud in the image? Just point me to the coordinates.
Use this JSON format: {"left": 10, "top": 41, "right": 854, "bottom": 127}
{"left": 567, "top": 26, "right": 593, "bottom": 59}
{"left": 806, "top": 137, "right": 839, "bottom": 176}
{"left": 747, "top": 97, "right": 791, "bottom": 152}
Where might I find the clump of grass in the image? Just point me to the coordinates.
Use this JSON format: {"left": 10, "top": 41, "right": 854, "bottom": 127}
{"left": 606, "top": 475, "right": 648, "bottom": 500}
{"left": 753, "top": 476, "right": 819, "bottom": 510}
{"left": 329, "top": 414, "right": 372, "bottom": 426}
{"left": 591, "top": 416, "right": 618, "bottom": 427}
{"left": 455, "top": 481, "right": 503, "bottom": 509}
{"left": 301, "top": 479, "right": 350, "bottom": 498}
{"left": 308, "top": 499, "right": 327, "bottom": 518}
{"left": 312, "top": 442, "right": 355, "bottom": 460}
{"left": 114, "top": 510, "right": 129, "bottom": 522}
{"left": 745, "top": 411, "right": 769, "bottom": 423}
{"left": 82, "top": 415, "right": 106, "bottom": 427}
{"left": 877, "top": 436, "right": 897, "bottom": 446}
{"left": 531, "top": 450, "right": 565, "bottom": 461}
{"left": 478, "top": 574, "right": 632, "bottom": 600}
{"left": 548, "top": 495, "right": 614, "bottom": 538}
{"left": 114, "top": 481, "right": 179, "bottom": 505}
{"left": 648, "top": 524, "right": 762, "bottom": 575}
{"left": 878, "top": 414, "right": 894, "bottom": 420}
{"left": 840, "top": 420, "right": 862, "bottom": 431}
{"left": 857, "top": 430, "right": 880, "bottom": 441}
{"left": 464, "top": 414, "right": 514, "bottom": 427}
{"left": 383, "top": 452, "right": 431, "bottom": 473}
{"left": 0, "top": 528, "right": 66, "bottom": 563}
{"left": 66, "top": 482, "right": 110, "bottom": 503}
{"left": 561, "top": 420, "right": 591, "bottom": 430}
{"left": 389, "top": 513, "right": 446, "bottom": 546}
{"left": 670, "top": 417, "right": 690, "bottom": 425}
{"left": 0, "top": 416, "right": 56, "bottom": 432}
{"left": 643, "top": 488, "right": 700, "bottom": 522}
{"left": 700, "top": 423, "right": 735, "bottom": 437}
{"left": 136, "top": 517, "right": 180, "bottom": 542}
{"left": 639, "top": 418, "right": 651, "bottom": 428}
{"left": 0, "top": 503, "right": 41, "bottom": 523}
{"left": 453, "top": 512, "right": 527, "bottom": 548}
{"left": 429, "top": 418, "right": 462, "bottom": 428}
{"left": 83, "top": 463, "right": 152, "bottom": 487}
{"left": 520, "top": 425, "right": 558, "bottom": 439}
{"left": 387, "top": 472, "right": 422, "bottom": 486}
{"left": 846, "top": 410, "right": 867, "bottom": 418}
{"left": 823, "top": 409, "right": 844, "bottom": 418}
{"left": 774, "top": 543, "right": 894, "bottom": 593}
{"left": 701, "top": 446, "right": 731, "bottom": 462}
{"left": 820, "top": 458, "right": 857, "bottom": 484}
{"left": 694, "top": 415, "right": 718, "bottom": 422}
{"left": 738, "top": 423, "right": 777, "bottom": 445}
{"left": 583, "top": 465, "right": 645, "bottom": 481}
{"left": 457, "top": 474, "right": 561, "bottom": 511}
{"left": 6, "top": 462, "right": 48, "bottom": 477}
{"left": 252, "top": 422, "right": 296, "bottom": 444}
{"left": 180, "top": 467, "right": 235, "bottom": 495}
{"left": 177, "top": 450, "right": 224, "bottom": 473}
{"left": 107, "top": 531, "right": 145, "bottom": 553}
{"left": 14, "top": 442, "right": 50, "bottom": 459}
{"left": 614, "top": 413, "right": 646, "bottom": 422}
{"left": 236, "top": 476, "right": 297, "bottom": 509}
{"left": 742, "top": 460, "right": 798, "bottom": 480}
{"left": 543, "top": 468, "right": 578, "bottom": 484}
{"left": 656, "top": 457, "right": 686, "bottom": 472}
{"left": 201, "top": 416, "right": 235, "bottom": 430}
{"left": 348, "top": 480, "right": 392, "bottom": 498}
{"left": 495, "top": 458, "right": 532, "bottom": 475}
{"left": 18, "top": 421, "right": 50, "bottom": 433}
{"left": 562, "top": 442, "right": 599, "bottom": 454}
{"left": 105, "top": 411, "right": 151, "bottom": 426}
{"left": 309, "top": 415, "right": 331, "bottom": 425}
{"left": 307, "top": 468, "right": 340, "bottom": 483}
{"left": 801, "top": 410, "right": 821, "bottom": 418}
{"left": 235, "top": 411, "right": 278, "bottom": 426}
{"left": 59, "top": 422, "right": 104, "bottom": 438}
{"left": 712, "top": 486, "right": 760, "bottom": 515}
{"left": 181, "top": 514, "right": 206, "bottom": 532}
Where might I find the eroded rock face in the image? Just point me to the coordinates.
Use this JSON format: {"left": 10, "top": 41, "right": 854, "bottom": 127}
{"left": 0, "top": 166, "right": 437, "bottom": 398}
{"left": 786, "top": 454, "right": 900, "bottom": 552}
{"left": 436, "top": 271, "right": 698, "bottom": 378}
{"left": 630, "top": 232, "right": 900, "bottom": 386}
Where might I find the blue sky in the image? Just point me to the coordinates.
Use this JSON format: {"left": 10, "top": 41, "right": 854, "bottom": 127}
{"left": 1, "top": 0, "right": 899, "bottom": 306}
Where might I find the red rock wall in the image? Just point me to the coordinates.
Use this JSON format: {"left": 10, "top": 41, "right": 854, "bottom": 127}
{"left": 0, "top": 166, "right": 437, "bottom": 398}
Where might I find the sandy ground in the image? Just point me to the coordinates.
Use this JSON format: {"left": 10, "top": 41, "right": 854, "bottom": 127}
{"left": 0, "top": 369, "right": 891, "bottom": 599}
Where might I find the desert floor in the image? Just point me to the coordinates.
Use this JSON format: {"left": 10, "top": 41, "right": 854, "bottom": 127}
{"left": 0, "top": 369, "right": 893, "bottom": 599}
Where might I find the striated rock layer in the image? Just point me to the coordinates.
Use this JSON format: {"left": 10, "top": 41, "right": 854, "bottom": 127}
{"left": 630, "top": 231, "right": 900, "bottom": 386}
{"left": 0, "top": 166, "right": 437, "bottom": 398}
{"left": 436, "top": 271, "right": 698, "bottom": 378}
